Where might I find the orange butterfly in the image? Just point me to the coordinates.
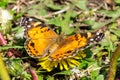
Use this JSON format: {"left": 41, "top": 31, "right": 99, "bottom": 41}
{"left": 21, "top": 16, "right": 104, "bottom": 61}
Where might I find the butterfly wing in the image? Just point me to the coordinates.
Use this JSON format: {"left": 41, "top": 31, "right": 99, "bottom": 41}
{"left": 25, "top": 38, "right": 55, "bottom": 58}
{"left": 49, "top": 34, "right": 88, "bottom": 61}
{"left": 49, "top": 30, "right": 104, "bottom": 61}
{"left": 21, "top": 17, "right": 58, "bottom": 58}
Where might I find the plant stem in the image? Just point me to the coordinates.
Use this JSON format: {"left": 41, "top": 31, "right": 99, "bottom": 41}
{"left": 0, "top": 53, "right": 10, "bottom": 80}
{"left": 106, "top": 44, "right": 120, "bottom": 80}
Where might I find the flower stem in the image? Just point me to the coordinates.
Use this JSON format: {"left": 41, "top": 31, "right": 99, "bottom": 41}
{"left": 106, "top": 44, "right": 120, "bottom": 80}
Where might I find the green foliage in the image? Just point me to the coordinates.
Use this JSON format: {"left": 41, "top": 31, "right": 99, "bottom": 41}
{"left": 0, "top": 0, "right": 120, "bottom": 80}
{"left": 6, "top": 58, "right": 31, "bottom": 80}
{"left": 115, "top": 0, "right": 120, "bottom": 4}
{"left": 38, "top": 75, "right": 44, "bottom": 80}
{"left": 0, "top": 0, "right": 8, "bottom": 8}
{"left": 75, "top": 0, "right": 88, "bottom": 10}
{"left": 47, "top": 9, "right": 77, "bottom": 34}
{"left": 54, "top": 70, "right": 72, "bottom": 75}
{"left": 99, "top": 8, "right": 120, "bottom": 18}
{"left": 47, "top": 76, "right": 54, "bottom": 80}
{"left": 90, "top": 69, "right": 104, "bottom": 80}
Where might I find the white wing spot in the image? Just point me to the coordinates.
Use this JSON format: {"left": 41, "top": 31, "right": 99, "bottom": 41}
{"left": 25, "top": 21, "right": 28, "bottom": 23}
{"left": 29, "top": 18, "right": 33, "bottom": 21}
{"left": 27, "top": 25, "right": 31, "bottom": 28}
{"left": 96, "top": 32, "right": 100, "bottom": 35}
{"left": 90, "top": 38, "right": 94, "bottom": 41}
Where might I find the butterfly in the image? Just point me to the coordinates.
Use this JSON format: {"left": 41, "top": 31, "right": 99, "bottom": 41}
{"left": 20, "top": 16, "right": 104, "bottom": 61}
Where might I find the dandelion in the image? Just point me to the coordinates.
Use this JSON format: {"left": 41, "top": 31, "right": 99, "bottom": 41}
{"left": 38, "top": 51, "right": 86, "bottom": 72}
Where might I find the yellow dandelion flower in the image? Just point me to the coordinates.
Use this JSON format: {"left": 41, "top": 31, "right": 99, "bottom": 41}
{"left": 38, "top": 51, "right": 86, "bottom": 72}
{"left": 61, "top": 60, "right": 68, "bottom": 70}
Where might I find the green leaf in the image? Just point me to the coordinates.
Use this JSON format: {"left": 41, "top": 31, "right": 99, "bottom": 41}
{"left": 111, "top": 29, "right": 120, "bottom": 37}
{"left": 47, "top": 76, "right": 54, "bottom": 80}
{"left": 99, "top": 8, "right": 120, "bottom": 18}
{"left": 96, "top": 75, "right": 104, "bottom": 80}
{"left": 55, "top": 70, "right": 72, "bottom": 75}
{"left": 80, "top": 77, "right": 90, "bottom": 80}
{"left": 46, "top": 4, "right": 63, "bottom": 10}
{"left": 91, "top": 70, "right": 99, "bottom": 80}
{"left": 91, "top": 70, "right": 99, "bottom": 77}
{"left": 47, "top": 10, "right": 77, "bottom": 35}
{"left": 75, "top": 0, "right": 88, "bottom": 10}
{"left": 26, "top": 3, "right": 47, "bottom": 16}
{"left": 115, "top": 0, "right": 120, "bottom": 4}
{"left": 110, "top": 34, "right": 118, "bottom": 42}
{"left": 83, "top": 19, "right": 114, "bottom": 29}
{"left": 61, "top": 10, "right": 77, "bottom": 34}
{"left": 38, "top": 75, "right": 43, "bottom": 80}
{"left": 47, "top": 16, "right": 62, "bottom": 26}
{"left": 109, "top": 22, "right": 118, "bottom": 29}
{"left": 82, "top": 20, "right": 104, "bottom": 29}
{"left": 78, "top": 60, "right": 88, "bottom": 69}
{"left": 0, "top": 46, "right": 23, "bottom": 51}
{"left": 6, "top": 58, "right": 31, "bottom": 79}
{"left": 101, "top": 31, "right": 116, "bottom": 52}
{"left": 0, "top": 0, "right": 7, "bottom": 8}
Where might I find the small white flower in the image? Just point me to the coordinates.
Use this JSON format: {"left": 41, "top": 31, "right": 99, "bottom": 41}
{"left": 1, "top": 9, "right": 13, "bottom": 23}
